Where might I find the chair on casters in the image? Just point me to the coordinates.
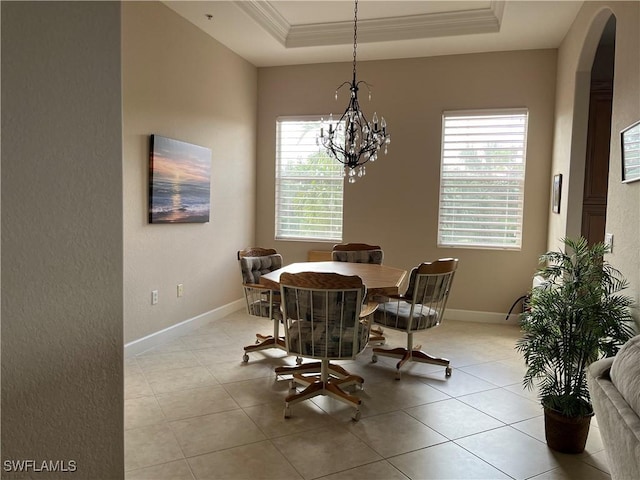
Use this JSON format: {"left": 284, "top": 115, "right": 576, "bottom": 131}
{"left": 371, "top": 258, "right": 458, "bottom": 379}
{"left": 238, "top": 247, "right": 287, "bottom": 363}
{"left": 275, "top": 272, "right": 377, "bottom": 421}
{"left": 332, "top": 243, "right": 385, "bottom": 344}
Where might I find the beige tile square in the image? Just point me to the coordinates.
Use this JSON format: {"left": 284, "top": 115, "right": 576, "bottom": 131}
{"left": 419, "top": 368, "right": 498, "bottom": 397}
{"left": 244, "top": 400, "right": 337, "bottom": 438}
{"left": 156, "top": 385, "right": 239, "bottom": 421}
{"left": 318, "top": 460, "right": 409, "bottom": 480}
{"left": 206, "top": 357, "right": 284, "bottom": 384}
{"left": 358, "top": 377, "right": 450, "bottom": 414}
{"left": 137, "top": 338, "right": 189, "bottom": 356}
{"left": 125, "top": 357, "right": 143, "bottom": 377}
{"left": 125, "top": 395, "right": 166, "bottom": 430}
{"left": 187, "top": 440, "right": 302, "bottom": 480}
{"left": 580, "top": 449, "right": 610, "bottom": 474}
{"left": 456, "top": 426, "right": 561, "bottom": 479}
{"left": 348, "top": 410, "right": 448, "bottom": 457}
{"left": 271, "top": 426, "right": 382, "bottom": 479}
{"left": 125, "top": 424, "right": 184, "bottom": 471}
{"left": 125, "top": 373, "right": 154, "bottom": 400}
{"left": 125, "top": 459, "right": 195, "bottom": 480}
{"left": 459, "top": 387, "right": 542, "bottom": 424}
{"left": 389, "top": 441, "right": 510, "bottom": 479}
{"left": 170, "top": 409, "right": 266, "bottom": 457}
{"left": 180, "top": 331, "right": 234, "bottom": 350}
{"left": 405, "top": 398, "right": 504, "bottom": 439}
{"left": 136, "top": 351, "right": 200, "bottom": 374}
{"left": 459, "top": 359, "right": 527, "bottom": 386}
{"left": 529, "top": 455, "right": 611, "bottom": 479}
{"left": 191, "top": 344, "right": 242, "bottom": 364}
{"left": 222, "top": 376, "right": 291, "bottom": 407}
{"left": 144, "top": 365, "right": 219, "bottom": 394}
{"left": 504, "top": 380, "right": 541, "bottom": 402}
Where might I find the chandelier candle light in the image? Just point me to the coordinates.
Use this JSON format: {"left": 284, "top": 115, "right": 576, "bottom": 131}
{"left": 318, "top": 0, "right": 390, "bottom": 183}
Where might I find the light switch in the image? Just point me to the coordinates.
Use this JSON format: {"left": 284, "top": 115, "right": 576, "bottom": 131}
{"left": 605, "top": 233, "right": 614, "bottom": 252}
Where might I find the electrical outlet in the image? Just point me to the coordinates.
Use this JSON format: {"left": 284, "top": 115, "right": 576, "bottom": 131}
{"left": 151, "top": 290, "right": 158, "bottom": 305}
{"left": 605, "top": 233, "right": 614, "bottom": 252}
{"left": 177, "top": 284, "right": 184, "bottom": 297}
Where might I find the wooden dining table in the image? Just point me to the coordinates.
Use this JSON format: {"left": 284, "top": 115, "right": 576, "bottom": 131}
{"left": 259, "top": 261, "right": 407, "bottom": 297}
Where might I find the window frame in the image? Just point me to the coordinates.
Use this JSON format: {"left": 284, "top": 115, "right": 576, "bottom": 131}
{"left": 275, "top": 115, "right": 344, "bottom": 243}
{"left": 437, "top": 108, "right": 529, "bottom": 251}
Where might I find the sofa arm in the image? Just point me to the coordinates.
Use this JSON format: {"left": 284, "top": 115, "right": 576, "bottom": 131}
{"left": 588, "top": 356, "right": 640, "bottom": 480}
{"left": 588, "top": 356, "right": 614, "bottom": 380}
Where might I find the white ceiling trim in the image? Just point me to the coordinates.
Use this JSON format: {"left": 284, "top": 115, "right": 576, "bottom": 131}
{"left": 235, "top": 0, "right": 505, "bottom": 49}
{"left": 234, "top": 1, "right": 290, "bottom": 45}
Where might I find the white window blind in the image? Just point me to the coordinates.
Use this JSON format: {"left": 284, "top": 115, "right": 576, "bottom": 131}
{"left": 276, "top": 117, "right": 344, "bottom": 242}
{"left": 438, "top": 109, "right": 529, "bottom": 249}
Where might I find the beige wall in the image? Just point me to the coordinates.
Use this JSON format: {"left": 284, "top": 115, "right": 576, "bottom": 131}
{"left": 548, "top": 1, "right": 640, "bottom": 322}
{"left": 122, "top": 2, "right": 257, "bottom": 343}
{"left": 257, "top": 50, "right": 557, "bottom": 316}
{"left": 1, "top": 2, "right": 124, "bottom": 476}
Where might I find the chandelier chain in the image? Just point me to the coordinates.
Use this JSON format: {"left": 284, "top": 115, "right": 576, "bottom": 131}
{"left": 352, "top": 0, "right": 358, "bottom": 79}
{"left": 317, "top": 0, "right": 390, "bottom": 183}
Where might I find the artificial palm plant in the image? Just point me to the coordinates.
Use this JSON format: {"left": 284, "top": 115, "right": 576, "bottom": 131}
{"left": 516, "top": 237, "right": 634, "bottom": 450}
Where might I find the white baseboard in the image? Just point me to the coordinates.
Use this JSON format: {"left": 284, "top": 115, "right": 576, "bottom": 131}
{"left": 445, "top": 308, "right": 522, "bottom": 326}
{"left": 124, "top": 299, "right": 244, "bottom": 357}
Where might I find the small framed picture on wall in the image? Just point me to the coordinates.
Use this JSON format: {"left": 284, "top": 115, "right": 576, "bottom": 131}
{"left": 552, "top": 174, "right": 562, "bottom": 214}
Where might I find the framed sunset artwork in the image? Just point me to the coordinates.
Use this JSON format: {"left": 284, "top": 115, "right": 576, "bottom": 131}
{"left": 149, "top": 135, "right": 212, "bottom": 224}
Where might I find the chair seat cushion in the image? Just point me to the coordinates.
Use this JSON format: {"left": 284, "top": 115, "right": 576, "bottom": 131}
{"left": 374, "top": 301, "right": 439, "bottom": 330}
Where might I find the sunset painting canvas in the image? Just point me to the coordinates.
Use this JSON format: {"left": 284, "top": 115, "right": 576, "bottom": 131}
{"left": 149, "top": 135, "right": 211, "bottom": 223}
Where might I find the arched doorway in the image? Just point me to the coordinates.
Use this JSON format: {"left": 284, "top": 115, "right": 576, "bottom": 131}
{"left": 581, "top": 16, "right": 616, "bottom": 245}
{"left": 564, "top": 9, "right": 617, "bottom": 244}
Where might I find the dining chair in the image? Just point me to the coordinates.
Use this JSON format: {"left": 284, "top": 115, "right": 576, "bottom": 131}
{"left": 275, "top": 271, "right": 377, "bottom": 421}
{"left": 371, "top": 258, "right": 458, "bottom": 379}
{"left": 237, "top": 247, "right": 287, "bottom": 362}
{"left": 332, "top": 242, "right": 385, "bottom": 344}
{"left": 331, "top": 242, "right": 384, "bottom": 265}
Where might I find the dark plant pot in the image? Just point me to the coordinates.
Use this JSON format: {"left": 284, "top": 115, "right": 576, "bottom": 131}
{"left": 544, "top": 407, "right": 593, "bottom": 454}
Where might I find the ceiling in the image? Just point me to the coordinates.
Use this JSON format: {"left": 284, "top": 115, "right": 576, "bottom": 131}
{"left": 164, "top": 1, "right": 584, "bottom": 67}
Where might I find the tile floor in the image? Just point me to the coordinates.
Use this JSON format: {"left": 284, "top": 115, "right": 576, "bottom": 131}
{"left": 125, "top": 310, "right": 612, "bottom": 480}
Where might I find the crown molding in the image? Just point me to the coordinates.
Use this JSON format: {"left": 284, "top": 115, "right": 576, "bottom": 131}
{"left": 234, "top": 0, "right": 290, "bottom": 45}
{"left": 235, "top": 1, "right": 505, "bottom": 49}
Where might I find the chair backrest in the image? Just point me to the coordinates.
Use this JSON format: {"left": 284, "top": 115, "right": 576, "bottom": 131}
{"left": 404, "top": 258, "right": 458, "bottom": 328}
{"left": 280, "top": 272, "right": 368, "bottom": 360}
{"left": 331, "top": 243, "right": 384, "bottom": 265}
{"left": 237, "top": 247, "right": 283, "bottom": 284}
{"left": 375, "top": 258, "right": 458, "bottom": 331}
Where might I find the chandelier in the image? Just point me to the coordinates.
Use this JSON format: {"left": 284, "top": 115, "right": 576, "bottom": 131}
{"left": 318, "top": 0, "right": 390, "bottom": 183}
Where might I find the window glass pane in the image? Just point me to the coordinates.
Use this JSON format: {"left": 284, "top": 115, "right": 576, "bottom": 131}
{"left": 438, "top": 110, "right": 528, "bottom": 250}
{"left": 276, "top": 118, "right": 344, "bottom": 241}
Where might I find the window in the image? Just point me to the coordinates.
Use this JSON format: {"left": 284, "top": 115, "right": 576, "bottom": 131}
{"left": 438, "top": 109, "right": 529, "bottom": 250}
{"left": 275, "top": 117, "right": 344, "bottom": 242}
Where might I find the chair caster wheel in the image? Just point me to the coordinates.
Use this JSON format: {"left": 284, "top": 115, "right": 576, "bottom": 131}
{"left": 296, "top": 356, "right": 303, "bottom": 365}
{"left": 445, "top": 366, "right": 452, "bottom": 377}
{"left": 395, "top": 370, "right": 401, "bottom": 380}
{"left": 352, "top": 410, "right": 361, "bottom": 422}
{"left": 289, "top": 380, "right": 297, "bottom": 391}
{"left": 242, "top": 353, "right": 249, "bottom": 363}
{"left": 284, "top": 405, "right": 291, "bottom": 419}
{"left": 371, "top": 354, "right": 378, "bottom": 363}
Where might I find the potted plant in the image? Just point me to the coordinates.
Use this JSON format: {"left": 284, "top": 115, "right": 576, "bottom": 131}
{"left": 516, "top": 237, "right": 635, "bottom": 453}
